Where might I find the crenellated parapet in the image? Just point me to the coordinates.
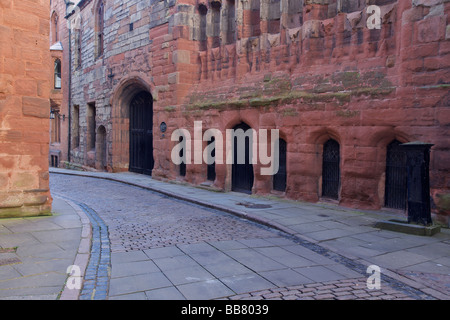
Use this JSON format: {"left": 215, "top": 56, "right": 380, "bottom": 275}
{"left": 173, "top": 0, "right": 410, "bottom": 82}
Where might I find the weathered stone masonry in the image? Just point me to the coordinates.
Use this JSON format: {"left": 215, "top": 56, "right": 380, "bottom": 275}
{"left": 0, "top": 0, "right": 52, "bottom": 217}
{"left": 66, "top": 0, "right": 450, "bottom": 224}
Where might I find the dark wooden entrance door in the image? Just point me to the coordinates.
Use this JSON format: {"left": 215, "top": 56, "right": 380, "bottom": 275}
{"left": 322, "top": 139, "right": 340, "bottom": 199}
{"left": 385, "top": 140, "right": 407, "bottom": 210}
{"left": 232, "top": 123, "right": 254, "bottom": 194}
{"left": 129, "top": 91, "right": 154, "bottom": 175}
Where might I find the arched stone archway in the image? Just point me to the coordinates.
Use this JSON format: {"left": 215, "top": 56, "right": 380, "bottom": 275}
{"left": 110, "top": 75, "right": 154, "bottom": 173}
{"left": 95, "top": 125, "right": 107, "bottom": 171}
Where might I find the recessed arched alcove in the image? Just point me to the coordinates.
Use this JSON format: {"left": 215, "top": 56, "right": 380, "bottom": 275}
{"left": 110, "top": 74, "right": 154, "bottom": 173}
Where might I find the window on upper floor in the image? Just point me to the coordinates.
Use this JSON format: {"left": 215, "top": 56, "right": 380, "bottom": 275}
{"left": 51, "top": 12, "right": 59, "bottom": 43}
{"left": 198, "top": 4, "right": 208, "bottom": 51}
{"left": 225, "top": 0, "right": 236, "bottom": 44}
{"left": 96, "top": 0, "right": 105, "bottom": 58}
{"left": 76, "top": 28, "right": 82, "bottom": 67}
{"left": 54, "top": 59, "right": 61, "bottom": 89}
{"left": 211, "top": 1, "right": 221, "bottom": 48}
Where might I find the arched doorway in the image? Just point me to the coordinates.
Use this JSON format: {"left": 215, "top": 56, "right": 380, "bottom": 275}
{"left": 96, "top": 125, "right": 107, "bottom": 171}
{"left": 322, "top": 139, "right": 340, "bottom": 199}
{"left": 129, "top": 91, "right": 154, "bottom": 175}
{"left": 232, "top": 122, "right": 254, "bottom": 194}
{"left": 385, "top": 140, "right": 407, "bottom": 210}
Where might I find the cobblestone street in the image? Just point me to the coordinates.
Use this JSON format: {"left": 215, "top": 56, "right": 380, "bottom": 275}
{"left": 51, "top": 174, "right": 278, "bottom": 253}
{"left": 2, "top": 0, "right": 450, "bottom": 306}
{"left": 47, "top": 173, "right": 448, "bottom": 300}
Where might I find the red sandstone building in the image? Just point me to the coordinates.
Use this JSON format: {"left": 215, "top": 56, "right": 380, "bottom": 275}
{"left": 49, "top": 0, "right": 70, "bottom": 169}
{"left": 60, "top": 0, "right": 450, "bottom": 225}
{"left": 0, "top": 0, "right": 52, "bottom": 217}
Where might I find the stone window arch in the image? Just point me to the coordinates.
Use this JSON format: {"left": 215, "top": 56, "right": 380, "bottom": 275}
{"left": 51, "top": 11, "right": 59, "bottom": 43}
{"left": 72, "top": 14, "right": 82, "bottom": 69}
{"left": 95, "top": 0, "right": 105, "bottom": 58}
{"left": 198, "top": 3, "right": 208, "bottom": 51}
{"left": 211, "top": 1, "right": 222, "bottom": 48}
{"left": 76, "top": 28, "right": 82, "bottom": 67}
{"left": 225, "top": 0, "right": 236, "bottom": 44}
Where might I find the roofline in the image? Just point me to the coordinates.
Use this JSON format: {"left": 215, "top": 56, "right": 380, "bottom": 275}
{"left": 65, "top": 0, "right": 92, "bottom": 19}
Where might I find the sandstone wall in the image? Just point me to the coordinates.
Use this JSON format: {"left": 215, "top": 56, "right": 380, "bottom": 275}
{"left": 0, "top": 0, "right": 52, "bottom": 217}
{"left": 67, "top": 0, "right": 450, "bottom": 224}
{"left": 170, "top": 0, "right": 450, "bottom": 222}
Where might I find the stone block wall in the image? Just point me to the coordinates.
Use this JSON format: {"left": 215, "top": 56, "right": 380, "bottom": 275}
{"left": 167, "top": 0, "right": 450, "bottom": 223}
{"left": 66, "top": 0, "right": 450, "bottom": 224}
{"left": 0, "top": 0, "right": 52, "bottom": 217}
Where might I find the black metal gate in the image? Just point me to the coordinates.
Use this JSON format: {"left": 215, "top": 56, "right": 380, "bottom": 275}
{"left": 129, "top": 91, "right": 154, "bottom": 175}
{"left": 322, "top": 139, "right": 340, "bottom": 199}
{"left": 232, "top": 123, "right": 254, "bottom": 194}
{"left": 179, "top": 136, "right": 186, "bottom": 176}
{"left": 207, "top": 137, "right": 216, "bottom": 181}
{"left": 273, "top": 138, "right": 287, "bottom": 192}
{"left": 385, "top": 140, "right": 407, "bottom": 210}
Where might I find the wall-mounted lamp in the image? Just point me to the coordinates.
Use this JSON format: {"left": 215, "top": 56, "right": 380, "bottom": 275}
{"left": 50, "top": 109, "right": 66, "bottom": 121}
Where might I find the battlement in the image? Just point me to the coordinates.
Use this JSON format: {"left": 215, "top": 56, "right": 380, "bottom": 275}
{"left": 171, "top": 0, "right": 448, "bottom": 89}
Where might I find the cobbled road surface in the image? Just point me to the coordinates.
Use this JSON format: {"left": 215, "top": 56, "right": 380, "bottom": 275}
{"left": 50, "top": 174, "right": 432, "bottom": 300}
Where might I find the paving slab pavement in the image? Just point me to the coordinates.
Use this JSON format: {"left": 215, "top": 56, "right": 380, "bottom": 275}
{"left": 52, "top": 168, "right": 450, "bottom": 300}
{"left": 0, "top": 197, "right": 85, "bottom": 300}
{"left": 1, "top": 167, "right": 449, "bottom": 300}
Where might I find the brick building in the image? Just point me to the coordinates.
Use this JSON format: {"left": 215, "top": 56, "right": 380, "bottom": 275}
{"left": 63, "top": 0, "right": 450, "bottom": 224}
{"left": 0, "top": 0, "right": 52, "bottom": 217}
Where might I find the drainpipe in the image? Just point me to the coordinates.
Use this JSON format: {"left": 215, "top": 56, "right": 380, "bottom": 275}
{"left": 65, "top": 1, "right": 74, "bottom": 163}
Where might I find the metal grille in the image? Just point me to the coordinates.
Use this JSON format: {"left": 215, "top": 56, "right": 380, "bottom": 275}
{"left": 232, "top": 123, "right": 254, "bottom": 194}
{"left": 179, "top": 136, "right": 186, "bottom": 177}
{"left": 273, "top": 138, "right": 287, "bottom": 192}
{"left": 207, "top": 137, "right": 216, "bottom": 181}
{"left": 129, "top": 91, "right": 154, "bottom": 175}
{"left": 385, "top": 140, "right": 407, "bottom": 210}
{"left": 322, "top": 139, "right": 340, "bottom": 199}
